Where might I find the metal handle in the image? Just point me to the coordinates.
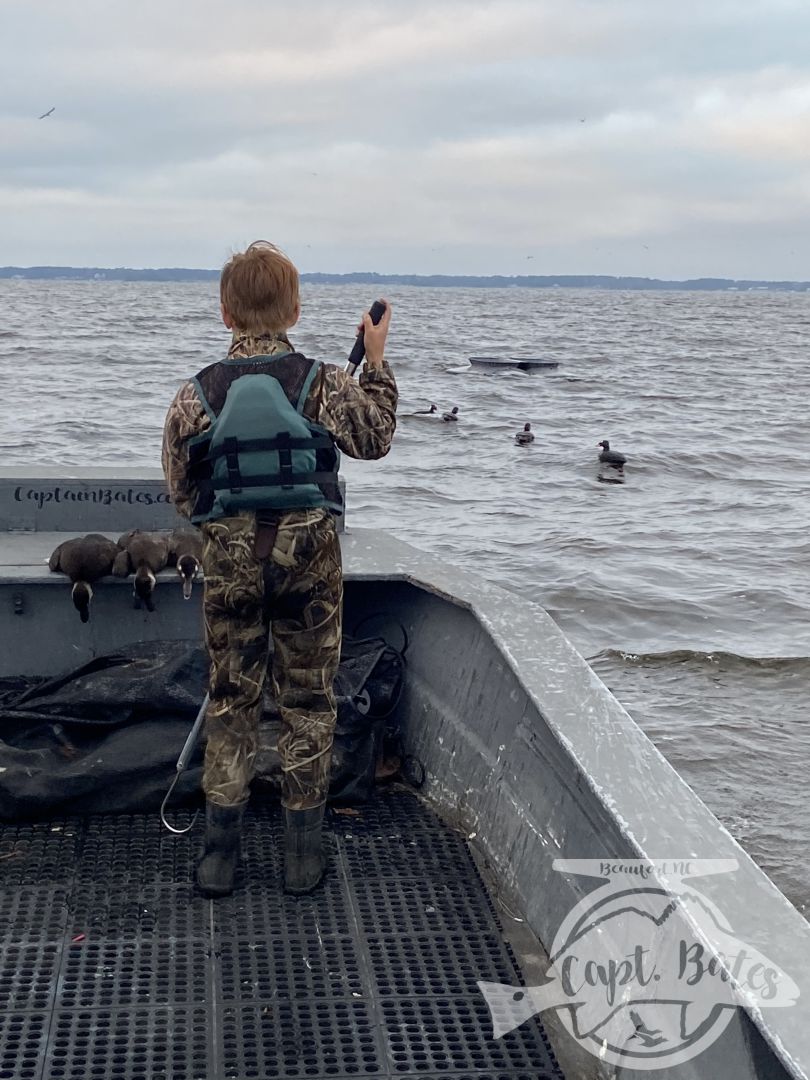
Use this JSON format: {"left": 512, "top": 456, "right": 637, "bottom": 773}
{"left": 160, "top": 693, "right": 209, "bottom": 835}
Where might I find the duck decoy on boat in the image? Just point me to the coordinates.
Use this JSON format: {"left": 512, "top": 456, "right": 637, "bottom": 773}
{"left": 443, "top": 406, "right": 460, "bottom": 422}
{"left": 48, "top": 533, "right": 121, "bottom": 623}
{"left": 113, "top": 529, "right": 172, "bottom": 611}
{"left": 168, "top": 527, "right": 203, "bottom": 599}
{"left": 597, "top": 439, "right": 627, "bottom": 469}
{"left": 515, "top": 423, "right": 535, "bottom": 445}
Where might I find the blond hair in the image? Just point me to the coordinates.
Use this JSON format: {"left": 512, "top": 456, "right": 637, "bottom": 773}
{"left": 220, "top": 241, "right": 300, "bottom": 333}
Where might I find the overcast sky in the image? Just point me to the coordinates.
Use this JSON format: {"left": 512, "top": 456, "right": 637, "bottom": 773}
{"left": 2, "top": 0, "right": 809, "bottom": 278}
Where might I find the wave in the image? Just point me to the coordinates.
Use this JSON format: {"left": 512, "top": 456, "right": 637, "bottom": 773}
{"left": 590, "top": 648, "right": 810, "bottom": 671}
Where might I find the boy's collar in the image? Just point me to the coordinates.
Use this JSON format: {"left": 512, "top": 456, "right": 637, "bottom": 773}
{"left": 227, "top": 330, "right": 294, "bottom": 361}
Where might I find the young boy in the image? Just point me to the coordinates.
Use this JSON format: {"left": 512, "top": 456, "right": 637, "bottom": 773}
{"left": 162, "top": 241, "right": 397, "bottom": 896}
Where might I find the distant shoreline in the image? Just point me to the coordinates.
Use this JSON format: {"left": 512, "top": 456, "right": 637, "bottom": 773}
{"left": 1, "top": 267, "right": 809, "bottom": 291}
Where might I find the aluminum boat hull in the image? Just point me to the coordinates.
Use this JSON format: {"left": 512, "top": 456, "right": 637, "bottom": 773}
{"left": 0, "top": 468, "right": 808, "bottom": 1080}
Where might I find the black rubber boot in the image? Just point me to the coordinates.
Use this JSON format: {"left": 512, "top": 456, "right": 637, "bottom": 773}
{"left": 196, "top": 800, "right": 247, "bottom": 898}
{"left": 284, "top": 804, "right": 327, "bottom": 895}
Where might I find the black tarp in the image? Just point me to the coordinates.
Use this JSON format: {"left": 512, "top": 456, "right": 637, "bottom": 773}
{"left": 0, "top": 637, "right": 403, "bottom": 820}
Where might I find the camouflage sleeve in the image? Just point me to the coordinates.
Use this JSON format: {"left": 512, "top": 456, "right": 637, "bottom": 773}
{"left": 161, "top": 381, "right": 210, "bottom": 520}
{"left": 304, "top": 362, "right": 398, "bottom": 460}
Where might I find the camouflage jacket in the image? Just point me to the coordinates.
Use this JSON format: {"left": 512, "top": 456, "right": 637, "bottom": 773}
{"left": 161, "top": 332, "right": 398, "bottom": 521}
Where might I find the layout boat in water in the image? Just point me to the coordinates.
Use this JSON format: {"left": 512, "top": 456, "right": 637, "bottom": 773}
{"left": 468, "top": 355, "right": 559, "bottom": 371}
{"left": 0, "top": 467, "right": 809, "bottom": 1080}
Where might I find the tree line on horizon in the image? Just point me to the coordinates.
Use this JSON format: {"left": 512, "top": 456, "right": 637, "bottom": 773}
{"left": 1, "top": 266, "right": 808, "bottom": 290}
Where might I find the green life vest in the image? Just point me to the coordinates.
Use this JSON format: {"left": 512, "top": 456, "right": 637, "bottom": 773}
{"left": 187, "top": 358, "right": 341, "bottom": 523}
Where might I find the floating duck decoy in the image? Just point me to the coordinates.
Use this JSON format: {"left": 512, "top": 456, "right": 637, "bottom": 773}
{"left": 442, "top": 406, "right": 459, "bottom": 422}
{"left": 168, "top": 527, "right": 203, "bottom": 599}
{"left": 418, "top": 403, "right": 438, "bottom": 414}
{"left": 515, "top": 423, "right": 534, "bottom": 445}
{"left": 113, "top": 529, "right": 172, "bottom": 611}
{"left": 597, "top": 439, "right": 627, "bottom": 470}
{"left": 48, "top": 533, "right": 121, "bottom": 623}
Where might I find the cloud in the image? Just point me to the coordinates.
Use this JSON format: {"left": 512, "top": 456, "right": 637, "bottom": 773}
{"left": 2, "top": 0, "right": 810, "bottom": 275}
{"left": 676, "top": 69, "right": 810, "bottom": 163}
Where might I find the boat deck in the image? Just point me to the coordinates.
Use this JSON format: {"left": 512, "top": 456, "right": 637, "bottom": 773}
{"left": 0, "top": 790, "right": 563, "bottom": 1080}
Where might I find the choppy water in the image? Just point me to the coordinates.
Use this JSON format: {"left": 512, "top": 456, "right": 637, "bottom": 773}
{"left": 2, "top": 279, "right": 809, "bottom": 913}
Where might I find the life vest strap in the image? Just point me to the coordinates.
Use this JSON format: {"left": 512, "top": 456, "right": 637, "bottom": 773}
{"left": 196, "top": 470, "right": 338, "bottom": 497}
{"left": 223, "top": 436, "right": 242, "bottom": 494}
{"left": 242, "top": 471, "right": 338, "bottom": 486}
{"left": 210, "top": 433, "right": 334, "bottom": 455}
{"left": 189, "top": 432, "right": 333, "bottom": 469}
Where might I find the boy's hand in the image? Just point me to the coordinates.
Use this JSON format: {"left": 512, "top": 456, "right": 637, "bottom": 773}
{"left": 358, "top": 300, "right": 391, "bottom": 369}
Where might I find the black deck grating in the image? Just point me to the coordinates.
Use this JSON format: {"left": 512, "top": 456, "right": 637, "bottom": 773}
{"left": 65, "top": 883, "right": 211, "bottom": 940}
{"left": 367, "top": 933, "right": 522, "bottom": 999}
{"left": 351, "top": 877, "right": 500, "bottom": 937}
{"left": 238, "top": 814, "right": 286, "bottom": 881}
{"left": 55, "top": 938, "right": 210, "bottom": 1009}
{"left": 0, "top": 791, "right": 563, "bottom": 1079}
{"left": 342, "top": 829, "right": 475, "bottom": 879}
{"left": 217, "top": 934, "right": 365, "bottom": 1002}
{"left": 0, "top": 888, "right": 69, "bottom": 943}
{"left": 0, "top": 1012, "right": 50, "bottom": 1080}
{"left": 380, "top": 997, "right": 557, "bottom": 1075}
{"left": 77, "top": 813, "right": 198, "bottom": 885}
{"left": 212, "top": 873, "right": 353, "bottom": 940}
{"left": 0, "top": 821, "right": 80, "bottom": 886}
{"left": 220, "top": 1000, "right": 383, "bottom": 1078}
{"left": 328, "top": 796, "right": 446, "bottom": 836}
{"left": 42, "top": 1007, "right": 210, "bottom": 1080}
{"left": 0, "top": 944, "right": 61, "bottom": 1012}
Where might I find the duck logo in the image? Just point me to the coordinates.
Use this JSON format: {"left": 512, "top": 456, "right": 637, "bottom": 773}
{"left": 478, "top": 859, "right": 799, "bottom": 1071}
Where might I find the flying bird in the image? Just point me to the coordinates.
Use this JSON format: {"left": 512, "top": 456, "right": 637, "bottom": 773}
{"left": 629, "top": 1011, "right": 666, "bottom": 1048}
{"left": 38, "top": 107, "right": 55, "bottom": 119}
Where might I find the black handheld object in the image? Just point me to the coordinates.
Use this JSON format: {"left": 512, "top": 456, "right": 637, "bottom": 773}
{"left": 346, "top": 299, "right": 387, "bottom": 375}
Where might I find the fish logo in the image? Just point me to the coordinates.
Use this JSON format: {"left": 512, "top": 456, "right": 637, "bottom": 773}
{"left": 478, "top": 859, "right": 799, "bottom": 1071}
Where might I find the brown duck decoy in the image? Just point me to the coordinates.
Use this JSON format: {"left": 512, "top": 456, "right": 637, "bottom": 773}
{"left": 48, "top": 533, "right": 121, "bottom": 623}
{"left": 168, "top": 527, "right": 203, "bottom": 599}
{"left": 113, "top": 529, "right": 172, "bottom": 611}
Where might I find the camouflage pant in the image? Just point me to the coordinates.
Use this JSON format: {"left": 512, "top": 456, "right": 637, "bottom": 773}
{"left": 200, "top": 509, "right": 343, "bottom": 810}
